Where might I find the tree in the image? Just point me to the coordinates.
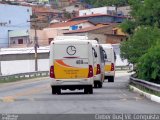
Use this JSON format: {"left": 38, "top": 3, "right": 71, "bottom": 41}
{"left": 137, "top": 42, "right": 160, "bottom": 83}
{"left": 121, "top": 0, "right": 160, "bottom": 34}
{"left": 120, "top": 26, "right": 160, "bottom": 64}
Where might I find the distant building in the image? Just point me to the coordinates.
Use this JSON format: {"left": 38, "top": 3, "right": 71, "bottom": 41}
{"left": 117, "top": 6, "right": 131, "bottom": 17}
{"left": 69, "top": 14, "right": 127, "bottom": 24}
{"left": 63, "top": 24, "right": 127, "bottom": 44}
{"left": 63, "top": 24, "right": 117, "bottom": 43}
{"left": 79, "top": 6, "right": 116, "bottom": 16}
{"left": 0, "top": 4, "right": 32, "bottom": 48}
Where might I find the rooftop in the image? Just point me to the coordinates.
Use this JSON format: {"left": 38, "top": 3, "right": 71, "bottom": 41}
{"left": 68, "top": 13, "right": 127, "bottom": 21}
{"left": 48, "top": 20, "right": 94, "bottom": 28}
{"left": 64, "top": 24, "right": 117, "bottom": 34}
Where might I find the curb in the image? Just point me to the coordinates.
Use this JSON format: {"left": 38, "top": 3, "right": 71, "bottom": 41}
{"left": 129, "top": 85, "right": 160, "bottom": 103}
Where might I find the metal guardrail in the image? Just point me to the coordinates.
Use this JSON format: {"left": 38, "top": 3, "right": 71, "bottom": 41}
{"left": 0, "top": 71, "right": 49, "bottom": 81}
{"left": 130, "top": 75, "right": 160, "bottom": 92}
{"left": 116, "top": 65, "right": 132, "bottom": 70}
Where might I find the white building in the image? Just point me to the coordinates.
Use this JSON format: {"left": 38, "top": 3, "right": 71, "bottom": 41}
{"left": 0, "top": 4, "right": 32, "bottom": 48}
{"left": 79, "top": 6, "right": 116, "bottom": 16}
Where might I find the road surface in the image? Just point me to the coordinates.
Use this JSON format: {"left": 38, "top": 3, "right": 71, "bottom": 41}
{"left": 0, "top": 71, "right": 160, "bottom": 114}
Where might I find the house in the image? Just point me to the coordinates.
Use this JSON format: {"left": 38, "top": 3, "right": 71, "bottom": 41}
{"left": 44, "top": 20, "right": 95, "bottom": 43}
{"left": 0, "top": 4, "right": 32, "bottom": 48}
{"left": 79, "top": 6, "right": 116, "bottom": 16}
{"left": 63, "top": 23, "right": 127, "bottom": 44}
{"left": 68, "top": 14, "right": 127, "bottom": 25}
{"left": 105, "top": 27, "right": 127, "bottom": 44}
{"left": 9, "top": 30, "right": 30, "bottom": 48}
{"left": 117, "top": 6, "right": 131, "bottom": 17}
{"left": 63, "top": 24, "right": 117, "bottom": 43}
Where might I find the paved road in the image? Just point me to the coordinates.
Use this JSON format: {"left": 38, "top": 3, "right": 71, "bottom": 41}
{"left": 0, "top": 71, "right": 160, "bottom": 114}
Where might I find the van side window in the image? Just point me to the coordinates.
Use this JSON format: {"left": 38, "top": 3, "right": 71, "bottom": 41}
{"left": 100, "top": 46, "right": 105, "bottom": 63}
{"left": 114, "top": 51, "right": 116, "bottom": 61}
{"left": 92, "top": 47, "right": 97, "bottom": 58}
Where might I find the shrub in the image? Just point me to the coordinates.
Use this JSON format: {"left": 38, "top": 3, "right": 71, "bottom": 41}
{"left": 137, "top": 42, "right": 160, "bottom": 83}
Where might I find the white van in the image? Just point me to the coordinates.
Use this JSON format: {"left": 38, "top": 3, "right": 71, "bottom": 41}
{"left": 101, "top": 44, "right": 116, "bottom": 82}
{"left": 92, "top": 43, "right": 105, "bottom": 88}
{"left": 49, "top": 39, "right": 96, "bottom": 94}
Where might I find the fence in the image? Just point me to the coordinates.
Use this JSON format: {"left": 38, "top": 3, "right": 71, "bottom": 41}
{"left": 0, "top": 71, "right": 49, "bottom": 82}
{"left": 130, "top": 75, "right": 160, "bottom": 93}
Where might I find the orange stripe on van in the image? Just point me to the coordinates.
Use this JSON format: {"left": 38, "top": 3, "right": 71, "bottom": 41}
{"left": 55, "top": 60, "right": 72, "bottom": 68}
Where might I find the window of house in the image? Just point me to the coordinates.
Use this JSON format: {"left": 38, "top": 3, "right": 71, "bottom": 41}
{"left": 18, "top": 39, "right": 23, "bottom": 44}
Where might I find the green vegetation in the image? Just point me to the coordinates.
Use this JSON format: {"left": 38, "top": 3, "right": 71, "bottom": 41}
{"left": 84, "top": 0, "right": 129, "bottom": 7}
{"left": 120, "top": 0, "right": 160, "bottom": 83}
{"left": 137, "top": 42, "right": 160, "bottom": 83}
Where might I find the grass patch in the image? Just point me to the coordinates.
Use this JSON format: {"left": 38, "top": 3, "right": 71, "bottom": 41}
{"left": 129, "top": 82, "right": 160, "bottom": 97}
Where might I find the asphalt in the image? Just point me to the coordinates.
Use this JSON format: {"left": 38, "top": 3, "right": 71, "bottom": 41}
{"left": 0, "top": 71, "right": 160, "bottom": 114}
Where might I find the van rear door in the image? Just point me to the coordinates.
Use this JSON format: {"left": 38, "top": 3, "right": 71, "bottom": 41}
{"left": 53, "top": 44, "right": 90, "bottom": 79}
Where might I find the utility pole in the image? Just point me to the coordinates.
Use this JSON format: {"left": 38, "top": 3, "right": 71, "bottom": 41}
{"left": 34, "top": 21, "right": 39, "bottom": 71}
{"left": 28, "top": 10, "right": 39, "bottom": 71}
{"left": 0, "top": 48, "right": 2, "bottom": 75}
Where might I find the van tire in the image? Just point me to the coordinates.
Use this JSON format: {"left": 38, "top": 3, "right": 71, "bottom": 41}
{"left": 51, "top": 86, "right": 56, "bottom": 94}
{"left": 84, "top": 86, "right": 93, "bottom": 94}
{"left": 98, "top": 82, "right": 102, "bottom": 88}
{"left": 94, "top": 82, "right": 98, "bottom": 88}
{"left": 89, "top": 86, "right": 93, "bottom": 94}
{"left": 56, "top": 87, "right": 61, "bottom": 94}
{"left": 108, "top": 76, "right": 114, "bottom": 82}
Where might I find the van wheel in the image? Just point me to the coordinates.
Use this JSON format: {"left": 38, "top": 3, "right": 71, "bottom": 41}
{"left": 89, "top": 86, "right": 93, "bottom": 94}
{"left": 108, "top": 76, "right": 114, "bottom": 82}
{"left": 98, "top": 82, "right": 102, "bottom": 88}
{"left": 51, "top": 86, "right": 56, "bottom": 94}
{"left": 84, "top": 86, "right": 93, "bottom": 94}
{"left": 94, "top": 82, "right": 98, "bottom": 88}
{"left": 56, "top": 87, "right": 61, "bottom": 94}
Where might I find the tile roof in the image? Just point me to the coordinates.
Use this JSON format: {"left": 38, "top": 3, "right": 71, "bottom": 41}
{"left": 48, "top": 20, "right": 94, "bottom": 28}
{"left": 64, "top": 24, "right": 109, "bottom": 34}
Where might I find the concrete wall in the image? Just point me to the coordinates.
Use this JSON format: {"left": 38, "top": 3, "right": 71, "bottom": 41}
{"left": 0, "top": 4, "right": 32, "bottom": 48}
{"left": 106, "top": 35, "right": 127, "bottom": 44}
{"left": 1, "top": 59, "right": 49, "bottom": 75}
{"left": 29, "top": 29, "right": 48, "bottom": 46}
{"left": 117, "top": 6, "right": 131, "bottom": 17}
{"left": 88, "top": 33, "right": 106, "bottom": 44}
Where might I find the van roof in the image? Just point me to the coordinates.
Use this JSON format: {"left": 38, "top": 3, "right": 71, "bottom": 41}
{"left": 51, "top": 39, "right": 93, "bottom": 44}
{"left": 54, "top": 36, "right": 88, "bottom": 41}
{"left": 101, "top": 44, "right": 113, "bottom": 48}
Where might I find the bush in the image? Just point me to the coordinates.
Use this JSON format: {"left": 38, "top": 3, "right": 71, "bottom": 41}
{"left": 137, "top": 42, "right": 160, "bottom": 83}
{"left": 120, "top": 26, "right": 160, "bottom": 64}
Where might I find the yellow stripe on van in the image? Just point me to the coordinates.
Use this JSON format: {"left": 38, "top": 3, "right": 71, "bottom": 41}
{"left": 105, "top": 64, "right": 111, "bottom": 71}
{"left": 54, "top": 60, "right": 88, "bottom": 79}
